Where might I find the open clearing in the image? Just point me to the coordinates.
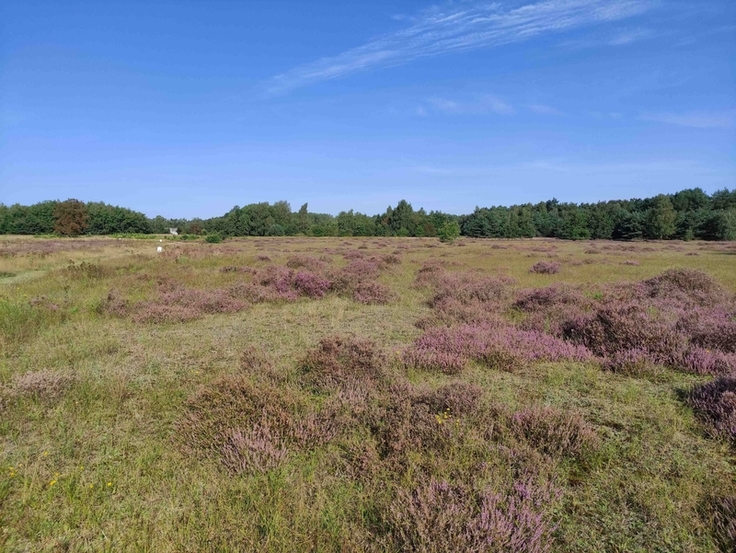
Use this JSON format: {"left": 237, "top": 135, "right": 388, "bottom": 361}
{"left": 1, "top": 235, "right": 735, "bottom": 552}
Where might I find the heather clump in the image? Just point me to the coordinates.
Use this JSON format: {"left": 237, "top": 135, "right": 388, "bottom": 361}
{"left": 413, "top": 260, "right": 449, "bottom": 288}
{"left": 640, "top": 268, "right": 731, "bottom": 307}
{"left": 286, "top": 255, "right": 330, "bottom": 272}
{"left": 239, "top": 346, "right": 282, "bottom": 383}
{"left": 405, "top": 324, "right": 594, "bottom": 374}
{"left": 557, "top": 270, "right": 736, "bottom": 375}
{"left": 132, "top": 288, "right": 249, "bottom": 323}
{"left": 253, "top": 265, "right": 333, "bottom": 300}
{"left": 429, "top": 273, "right": 512, "bottom": 307}
{"left": 510, "top": 406, "right": 599, "bottom": 459}
{"left": 221, "top": 424, "right": 288, "bottom": 474}
{"left": 63, "top": 261, "right": 113, "bottom": 279}
{"left": 291, "top": 271, "right": 331, "bottom": 298}
{"left": 351, "top": 281, "right": 394, "bottom": 304}
{"left": 529, "top": 261, "right": 561, "bottom": 274}
{"left": 386, "top": 477, "right": 560, "bottom": 553}
{"left": 158, "top": 288, "right": 248, "bottom": 315}
{"left": 175, "top": 376, "right": 337, "bottom": 474}
{"left": 417, "top": 271, "right": 514, "bottom": 327}
{"left": 298, "top": 335, "right": 386, "bottom": 389}
{"left": 371, "top": 381, "right": 466, "bottom": 463}
{"left": 514, "top": 284, "right": 588, "bottom": 313}
{"left": 707, "top": 494, "right": 736, "bottom": 553}
{"left": 601, "top": 348, "right": 662, "bottom": 378}
{"left": 132, "top": 303, "right": 202, "bottom": 324}
{"left": 513, "top": 284, "right": 590, "bottom": 336}
{"left": 341, "top": 259, "right": 382, "bottom": 279}
{"left": 10, "top": 370, "right": 78, "bottom": 402}
{"left": 417, "top": 296, "right": 507, "bottom": 329}
{"left": 689, "top": 320, "right": 736, "bottom": 354}
{"left": 686, "top": 377, "right": 736, "bottom": 443}
{"left": 421, "top": 381, "right": 483, "bottom": 416}
{"left": 343, "top": 249, "right": 366, "bottom": 260}
{"left": 561, "top": 304, "right": 686, "bottom": 364}
{"left": 678, "top": 347, "right": 736, "bottom": 377}
{"left": 97, "top": 289, "right": 129, "bottom": 317}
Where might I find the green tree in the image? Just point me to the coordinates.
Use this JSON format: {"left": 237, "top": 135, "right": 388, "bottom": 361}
{"left": 295, "top": 203, "right": 310, "bottom": 234}
{"left": 645, "top": 194, "right": 677, "bottom": 239}
{"left": 438, "top": 221, "right": 461, "bottom": 243}
{"left": 558, "top": 207, "right": 590, "bottom": 240}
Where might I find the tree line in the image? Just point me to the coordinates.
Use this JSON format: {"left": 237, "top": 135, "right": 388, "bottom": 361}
{"left": 1, "top": 188, "right": 734, "bottom": 240}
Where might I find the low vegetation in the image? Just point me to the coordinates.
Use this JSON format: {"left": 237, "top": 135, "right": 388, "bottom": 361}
{"left": 1, "top": 235, "right": 735, "bottom": 551}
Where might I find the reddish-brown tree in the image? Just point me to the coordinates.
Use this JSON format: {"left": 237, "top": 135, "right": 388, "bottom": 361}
{"left": 53, "top": 199, "right": 88, "bottom": 236}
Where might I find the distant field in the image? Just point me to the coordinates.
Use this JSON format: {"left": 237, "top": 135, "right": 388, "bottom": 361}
{"left": 1, "top": 235, "right": 735, "bottom": 552}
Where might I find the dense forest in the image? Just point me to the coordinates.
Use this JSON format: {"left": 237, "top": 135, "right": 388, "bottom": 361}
{"left": 1, "top": 188, "right": 735, "bottom": 240}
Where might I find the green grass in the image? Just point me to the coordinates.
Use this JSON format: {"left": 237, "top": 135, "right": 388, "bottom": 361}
{"left": 0, "top": 235, "right": 734, "bottom": 552}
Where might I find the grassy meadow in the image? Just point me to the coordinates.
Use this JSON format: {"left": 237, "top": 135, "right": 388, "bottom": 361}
{"left": 1, "top": 235, "right": 735, "bottom": 552}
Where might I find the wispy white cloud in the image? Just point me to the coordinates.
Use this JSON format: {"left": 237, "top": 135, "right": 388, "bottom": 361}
{"left": 264, "top": 0, "right": 655, "bottom": 95}
{"left": 607, "top": 27, "right": 654, "bottom": 45}
{"left": 526, "top": 103, "right": 563, "bottom": 115}
{"left": 560, "top": 25, "right": 655, "bottom": 49}
{"left": 642, "top": 110, "right": 736, "bottom": 129}
{"left": 427, "top": 94, "right": 515, "bottom": 115}
{"left": 411, "top": 157, "right": 714, "bottom": 178}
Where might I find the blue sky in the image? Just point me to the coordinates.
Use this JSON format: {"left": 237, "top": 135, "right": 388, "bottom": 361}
{"left": 1, "top": 0, "right": 734, "bottom": 217}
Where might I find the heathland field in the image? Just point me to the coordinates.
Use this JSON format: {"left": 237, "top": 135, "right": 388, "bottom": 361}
{"left": 1, "top": 235, "right": 735, "bottom": 552}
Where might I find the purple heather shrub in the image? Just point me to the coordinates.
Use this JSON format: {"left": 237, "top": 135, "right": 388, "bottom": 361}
{"left": 11, "top": 370, "right": 78, "bottom": 401}
{"left": 342, "top": 259, "right": 382, "bottom": 279}
{"left": 422, "top": 381, "right": 483, "bottom": 416}
{"left": 132, "top": 303, "right": 202, "bottom": 324}
{"left": 228, "top": 281, "right": 285, "bottom": 303}
{"left": 403, "top": 348, "right": 469, "bottom": 374}
{"left": 514, "top": 284, "right": 588, "bottom": 312}
{"left": 387, "top": 477, "right": 559, "bottom": 553}
{"left": 343, "top": 249, "right": 366, "bottom": 260}
{"left": 430, "top": 273, "right": 513, "bottom": 307}
{"left": 602, "top": 348, "right": 658, "bottom": 376}
{"left": 352, "top": 281, "right": 393, "bottom": 305}
{"left": 292, "top": 271, "right": 331, "bottom": 298}
{"left": 688, "top": 317, "right": 736, "bottom": 354}
{"left": 405, "top": 323, "right": 594, "bottom": 374}
{"left": 640, "top": 268, "right": 731, "bottom": 307}
{"left": 370, "top": 381, "right": 468, "bottom": 464}
{"left": 299, "top": 335, "right": 386, "bottom": 388}
{"left": 286, "top": 255, "right": 329, "bottom": 272}
{"left": 510, "top": 406, "right": 599, "bottom": 459}
{"left": 413, "top": 260, "right": 449, "bottom": 288}
{"left": 176, "top": 376, "right": 341, "bottom": 473}
{"left": 98, "top": 289, "right": 129, "bottom": 317}
{"left": 709, "top": 494, "right": 736, "bottom": 552}
{"left": 529, "top": 261, "right": 561, "bottom": 274}
{"left": 417, "top": 296, "right": 510, "bottom": 329}
{"left": 561, "top": 304, "right": 686, "bottom": 363}
{"left": 678, "top": 347, "right": 736, "bottom": 376}
{"left": 158, "top": 288, "right": 249, "bottom": 315}
{"left": 221, "top": 423, "right": 289, "bottom": 474}
{"left": 686, "top": 377, "right": 736, "bottom": 443}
